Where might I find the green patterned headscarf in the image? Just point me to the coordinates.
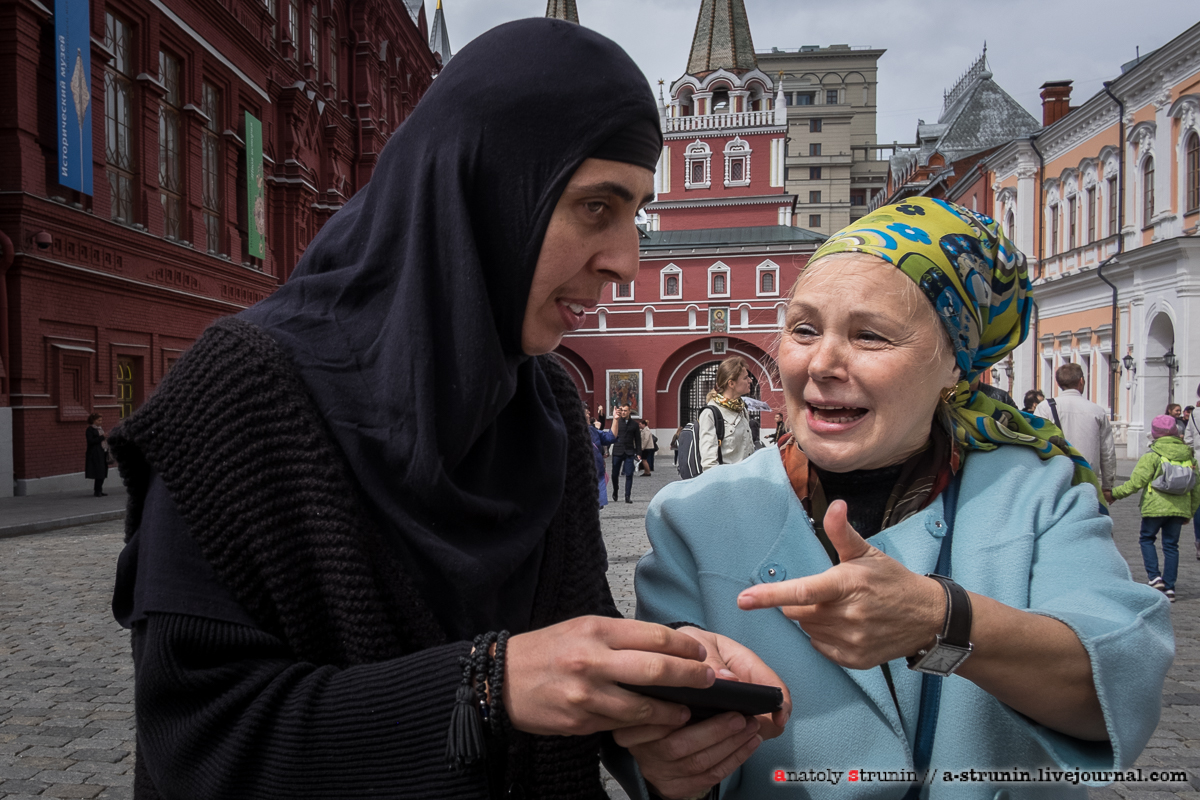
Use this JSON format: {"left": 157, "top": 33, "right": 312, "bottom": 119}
{"left": 809, "top": 197, "right": 1105, "bottom": 508}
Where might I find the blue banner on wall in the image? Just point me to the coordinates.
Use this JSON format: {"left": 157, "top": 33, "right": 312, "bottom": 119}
{"left": 56, "top": 0, "right": 93, "bottom": 196}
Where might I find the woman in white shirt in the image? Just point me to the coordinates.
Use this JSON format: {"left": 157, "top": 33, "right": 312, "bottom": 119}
{"left": 698, "top": 356, "right": 757, "bottom": 470}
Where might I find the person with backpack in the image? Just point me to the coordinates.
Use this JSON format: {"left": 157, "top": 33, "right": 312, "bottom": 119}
{"left": 697, "top": 356, "right": 757, "bottom": 471}
{"left": 637, "top": 418, "right": 658, "bottom": 476}
{"left": 1034, "top": 363, "right": 1116, "bottom": 502}
{"left": 1112, "top": 414, "right": 1200, "bottom": 602}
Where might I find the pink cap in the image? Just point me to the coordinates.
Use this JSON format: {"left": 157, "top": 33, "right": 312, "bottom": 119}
{"left": 1151, "top": 415, "right": 1179, "bottom": 439}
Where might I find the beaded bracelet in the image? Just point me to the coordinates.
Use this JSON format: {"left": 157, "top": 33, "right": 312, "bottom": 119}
{"left": 487, "top": 630, "right": 513, "bottom": 736}
{"left": 446, "top": 630, "right": 512, "bottom": 770}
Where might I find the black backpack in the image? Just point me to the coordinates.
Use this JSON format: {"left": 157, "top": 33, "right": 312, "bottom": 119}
{"left": 677, "top": 406, "right": 725, "bottom": 480}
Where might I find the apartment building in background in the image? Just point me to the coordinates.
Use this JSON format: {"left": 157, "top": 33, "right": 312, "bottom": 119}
{"left": 756, "top": 43, "right": 889, "bottom": 236}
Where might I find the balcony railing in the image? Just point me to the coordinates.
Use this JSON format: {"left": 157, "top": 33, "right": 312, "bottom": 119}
{"left": 664, "top": 110, "right": 780, "bottom": 132}
{"left": 1038, "top": 235, "right": 1120, "bottom": 280}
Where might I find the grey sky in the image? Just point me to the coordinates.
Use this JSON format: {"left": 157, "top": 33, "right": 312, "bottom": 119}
{"left": 434, "top": 0, "right": 1198, "bottom": 146}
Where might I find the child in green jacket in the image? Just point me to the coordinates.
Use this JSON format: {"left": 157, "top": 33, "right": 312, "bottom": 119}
{"left": 1113, "top": 414, "right": 1200, "bottom": 602}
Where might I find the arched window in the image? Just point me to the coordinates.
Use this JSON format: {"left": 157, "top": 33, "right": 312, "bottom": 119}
{"left": 1048, "top": 203, "right": 1059, "bottom": 256}
{"left": 1187, "top": 132, "right": 1199, "bottom": 213}
{"left": 1005, "top": 210, "right": 1015, "bottom": 241}
{"left": 660, "top": 264, "right": 682, "bottom": 299}
{"left": 1143, "top": 158, "right": 1155, "bottom": 223}
{"left": 760, "top": 272, "right": 774, "bottom": 293}
{"left": 708, "top": 261, "right": 730, "bottom": 298}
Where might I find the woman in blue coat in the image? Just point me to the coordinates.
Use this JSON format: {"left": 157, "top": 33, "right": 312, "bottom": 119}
{"left": 624, "top": 199, "right": 1173, "bottom": 799}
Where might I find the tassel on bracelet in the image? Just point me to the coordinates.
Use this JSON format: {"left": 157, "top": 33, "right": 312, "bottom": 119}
{"left": 446, "top": 630, "right": 510, "bottom": 770}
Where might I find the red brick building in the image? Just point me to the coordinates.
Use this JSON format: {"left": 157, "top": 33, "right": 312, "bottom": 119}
{"left": 557, "top": 0, "right": 821, "bottom": 441}
{"left": 0, "top": 0, "right": 438, "bottom": 493}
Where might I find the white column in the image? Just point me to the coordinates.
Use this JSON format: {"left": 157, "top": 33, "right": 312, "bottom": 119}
{"left": 1123, "top": 123, "right": 1139, "bottom": 250}
{"left": 1153, "top": 88, "right": 1177, "bottom": 237}
{"left": 1015, "top": 163, "right": 1037, "bottom": 260}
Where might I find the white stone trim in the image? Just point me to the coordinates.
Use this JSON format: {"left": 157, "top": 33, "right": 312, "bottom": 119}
{"left": 684, "top": 140, "right": 711, "bottom": 190}
{"left": 723, "top": 136, "right": 752, "bottom": 188}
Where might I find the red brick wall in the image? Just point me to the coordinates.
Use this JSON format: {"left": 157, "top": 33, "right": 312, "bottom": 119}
{"left": 559, "top": 247, "right": 814, "bottom": 429}
{"left": 0, "top": 0, "right": 436, "bottom": 482}
{"left": 659, "top": 203, "right": 784, "bottom": 230}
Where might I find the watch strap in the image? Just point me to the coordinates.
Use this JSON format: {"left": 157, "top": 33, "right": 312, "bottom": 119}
{"left": 926, "top": 574, "right": 972, "bottom": 649}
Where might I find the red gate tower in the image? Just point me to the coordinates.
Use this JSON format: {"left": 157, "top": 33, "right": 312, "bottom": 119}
{"left": 556, "top": 0, "right": 821, "bottom": 441}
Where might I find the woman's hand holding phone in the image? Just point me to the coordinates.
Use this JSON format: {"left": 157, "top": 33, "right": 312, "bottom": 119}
{"left": 502, "top": 616, "right": 713, "bottom": 737}
{"left": 614, "top": 627, "right": 790, "bottom": 800}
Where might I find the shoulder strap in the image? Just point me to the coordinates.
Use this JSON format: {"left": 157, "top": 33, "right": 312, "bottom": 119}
{"left": 704, "top": 405, "right": 725, "bottom": 465}
{"left": 1047, "top": 398, "right": 1062, "bottom": 428}
{"left": 902, "top": 473, "right": 962, "bottom": 800}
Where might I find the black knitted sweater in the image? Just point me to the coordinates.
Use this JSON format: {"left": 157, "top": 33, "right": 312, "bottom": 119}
{"left": 109, "top": 317, "right": 618, "bottom": 800}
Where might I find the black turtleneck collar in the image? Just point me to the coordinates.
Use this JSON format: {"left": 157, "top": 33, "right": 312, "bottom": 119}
{"left": 812, "top": 463, "right": 905, "bottom": 539}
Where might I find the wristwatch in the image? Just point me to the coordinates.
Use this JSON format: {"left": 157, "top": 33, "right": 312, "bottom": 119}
{"left": 906, "top": 574, "right": 973, "bottom": 677}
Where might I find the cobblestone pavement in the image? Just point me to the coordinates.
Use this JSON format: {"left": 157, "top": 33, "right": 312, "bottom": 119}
{"left": 2, "top": 466, "right": 1199, "bottom": 799}
{"left": 0, "top": 519, "right": 132, "bottom": 800}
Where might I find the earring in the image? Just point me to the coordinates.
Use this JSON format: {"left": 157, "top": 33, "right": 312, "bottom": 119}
{"left": 940, "top": 385, "right": 958, "bottom": 404}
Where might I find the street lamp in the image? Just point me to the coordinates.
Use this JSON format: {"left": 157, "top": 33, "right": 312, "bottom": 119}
{"left": 1122, "top": 353, "right": 1135, "bottom": 372}
{"left": 990, "top": 367, "right": 999, "bottom": 384}
{"left": 1165, "top": 349, "right": 1178, "bottom": 405}
{"left": 1004, "top": 360, "right": 1014, "bottom": 381}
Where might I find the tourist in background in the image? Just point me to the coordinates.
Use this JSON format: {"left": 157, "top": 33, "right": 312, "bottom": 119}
{"left": 85, "top": 413, "right": 109, "bottom": 498}
{"left": 697, "top": 356, "right": 756, "bottom": 470}
{"left": 973, "top": 376, "right": 1016, "bottom": 409}
{"left": 610, "top": 404, "right": 640, "bottom": 503}
{"left": 1022, "top": 389, "right": 1041, "bottom": 414}
{"left": 669, "top": 426, "right": 681, "bottom": 466}
{"left": 1035, "top": 363, "right": 1117, "bottom": 502}
{"left": 1186, "top": 386, "right": 1200, "bottom": 557}
{"left": 588, "top": 403, "right": 617, "bottom": 508}
{"left": 638, "top": 419, "right": 657, "bottom": 476}
{"left": 1112, "top": 415, "right": 1200, "bottom": 602}
{"left": 1168, "top": 403, "right": 1185, "bottom": 436}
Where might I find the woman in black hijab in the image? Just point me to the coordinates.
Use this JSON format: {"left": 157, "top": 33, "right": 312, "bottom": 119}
{"left": 111, "top": 18, "right": 785, "bottom": 800}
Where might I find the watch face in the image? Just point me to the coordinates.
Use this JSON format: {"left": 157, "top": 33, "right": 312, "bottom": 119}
{"left": 924, "top": 648, "right": 967, "bottom": 673}
{"left": 912, "top": 642, "right": 972, "bottom": 676}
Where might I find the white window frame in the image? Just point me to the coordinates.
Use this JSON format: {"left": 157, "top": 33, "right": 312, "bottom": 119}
{"left": 756, "top": 259, "right": 780, "bottom": 297}
{"left": 724, "top": 136, "right": 751, "bottom": 188}
{"left": 707, "top": 261, "right": 731, "bottom": 299}
{"left": 660, "top": 264, "right": 682, "bottom": 300}
{"left": 684, "top": 141, "right": 711, "bottom": 190}
{"left": 612, "top": 280, "right": 635, "bottom": 302}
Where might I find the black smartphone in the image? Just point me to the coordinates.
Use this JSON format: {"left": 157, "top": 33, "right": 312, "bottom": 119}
{"left": 618, "top": 679, "right": 784, "bottom": 723}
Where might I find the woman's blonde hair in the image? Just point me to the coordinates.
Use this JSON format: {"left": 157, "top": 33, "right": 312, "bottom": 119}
{"left": 706, "top": 356, "right": 748, "bottom": 402}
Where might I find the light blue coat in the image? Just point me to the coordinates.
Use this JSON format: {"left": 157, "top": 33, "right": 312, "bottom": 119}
{"left": 634, "top": 445, "right": 1173, "bottom": 799}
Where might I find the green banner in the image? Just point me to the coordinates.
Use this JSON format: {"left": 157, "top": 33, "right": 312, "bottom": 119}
{"left": 245, "top": 111, "right": 265, "bottom": 259}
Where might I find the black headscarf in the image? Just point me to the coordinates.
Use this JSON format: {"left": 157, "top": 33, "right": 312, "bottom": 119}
{"left": 240, "top": 19, "right": 662, "bottom": 639}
